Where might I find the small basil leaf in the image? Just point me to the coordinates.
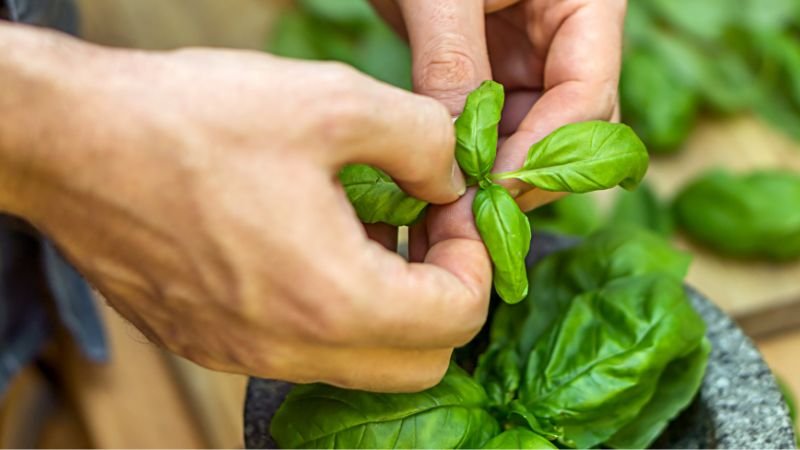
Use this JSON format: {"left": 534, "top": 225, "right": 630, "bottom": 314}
{"left": 473, "top": 184, "right": 531, "bottom": 304}
{"left": 339, "top": 164, "right": 428, "bottom": 226}
{"left": 519, "top": 274, "right": 707, "bottom": 448}
{"left": 455, "top": 80, "right": 504, "bottom": 179}
{"left": 481, "top": 428, "right": 557, "bottom": 449}
{"left": 606, "top": 338, "right": 711, "bottom": 449}
{"left": 270, "top": 363, "right": 500, "bottom": 449}
{"left": 497, "top": 121, "right": 649, "bottom": 192}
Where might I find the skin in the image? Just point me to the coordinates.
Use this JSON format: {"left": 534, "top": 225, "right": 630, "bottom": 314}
{"left": 370, "top": 0, "right": 626, "bottom": 262}
{"left": 0, "top": 23, "right": 491, "bottom": 392}
{"left": 0, "top": 0, "right": 625, "bottom": 392}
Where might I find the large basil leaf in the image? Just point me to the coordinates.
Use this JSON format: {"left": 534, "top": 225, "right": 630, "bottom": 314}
{"left": 481, "top": 428, "right": 556, "bottom": 449}
{"left": 608, "top": 182, "right": 674, "bottom": 237}
{"left": 270, "top": 364, "right": 500, "bottom": 449}
{"left": 606, "top": 338, "right": 711, "bottom": 449}
{"left": 454, "top": 80, "right": 504, "bottom": 180}
{"left": 339, "top": 164, "right": 428, "bottom": 226}
{"left": 495, "top": 121, "right": 648, "bottom": 192}
{"left": 673, "top": 169, "right": 800, "bottom": 260}
{"left": 476, "top": 227, "right": 692, "bottom": 408}
{"left": 518, "top": 274, "right": 707, "bottom": 448}
{"left": 473, "top": 184, "right": 531, "bottom": 304}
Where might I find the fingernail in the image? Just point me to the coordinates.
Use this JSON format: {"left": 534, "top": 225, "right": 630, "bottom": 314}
{"left": 452, "top": 160, "right": 466, "bottom": 196}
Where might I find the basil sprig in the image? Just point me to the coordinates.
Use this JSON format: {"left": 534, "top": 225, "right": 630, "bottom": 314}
{"left": 338, "top": 80, "right": 649, "bottom": 303}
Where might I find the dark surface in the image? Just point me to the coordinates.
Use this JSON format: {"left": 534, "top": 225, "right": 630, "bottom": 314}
{"left": 243, "top": 233, "right": 797, "bottom": 449}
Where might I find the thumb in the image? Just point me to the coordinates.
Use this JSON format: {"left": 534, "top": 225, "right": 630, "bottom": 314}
{"left": 398, "top": 0, "right": 492, "bottom": 114}
{"left": 327, "top": 67, "right": 465, "bottom": 204}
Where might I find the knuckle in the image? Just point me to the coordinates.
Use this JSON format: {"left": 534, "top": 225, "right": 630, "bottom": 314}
{"left": 417, "top": 34, "right": 480, "bottom": 108}
{"left": 313, "top": 63, "right": 370, "bottom": 147}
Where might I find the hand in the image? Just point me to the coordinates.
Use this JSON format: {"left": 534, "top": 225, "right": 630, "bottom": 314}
{"left": 370, "top": 0, "right": 625, "bottom": 260}
{"left": 0, "top": 24, "right": 492, "bottom": 391}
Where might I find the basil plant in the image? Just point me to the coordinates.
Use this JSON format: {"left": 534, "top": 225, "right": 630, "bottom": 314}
{"left": 271, "top": 227, "right": 710, "bottom": 449}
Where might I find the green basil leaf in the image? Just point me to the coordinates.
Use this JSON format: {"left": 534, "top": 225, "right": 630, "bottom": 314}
{"left": 455, "top": 80, "right": 504, "bottom": 179}
{"left": 527, "top": 194, "right": 601, "bottom": 237}
{"left": 339, "top": 164, "right": 428, "bottom": 226}
{"left": 297, "top": 0, "right": 376, "bottom": 26}
{"left": 481, "top": 428, "right": 557, "bottom": 449}
{"left": 649, "top": 0, "right": 734, "bottom": 43}
{"left": 497, "top": 121, "right": 649, "bottom": 192}
{"left": 606, "top": 338, "right": 711, "bottom": 449}
{"left": 607, "top": 182, "right": 674, "bottom": 237}
{"left": 673, "top": 169, "right": 800, "bottom": 260}
{"left": 475, "top": 226, "right": 692, "bottom": 422}
{"left": 620, "top": 49, "right": 699, "bottom": 153}
{"left": 270, "top": 363, "right": 500, "bottom": 449}
{"left": 519, "top": 274, "right": 707, "bottom": 448}
{"left": 473, "top": 184, "right": 531, "bottom": 304}
{"left": 474, "top": 345, "right": 520, "bottom": 408}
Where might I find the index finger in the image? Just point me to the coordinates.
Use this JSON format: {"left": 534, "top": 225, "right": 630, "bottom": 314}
{"left": 493, "top": 0, "right": 627, "bottom": 194}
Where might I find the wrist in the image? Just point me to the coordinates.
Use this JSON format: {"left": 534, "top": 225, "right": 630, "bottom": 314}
{"left": 0, "top": 23, "right": 127, "bottom": 223}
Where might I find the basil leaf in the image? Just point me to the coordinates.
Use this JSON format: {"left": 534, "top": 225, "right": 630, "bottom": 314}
{"left": 606, "top": 338, "right": 711, "bottom": 449}
{"left": 473, "top": 184, "right": 531, "bottom": 304}
{"left": 673, "top": 169, "right": 800, "bottom": 260}
{"left": 297, "top": 0, "right": 376, "bottom": 27}
{"left": 496, "top": 121, "right": 649, "bottom": 192}
{"left": 607, "top": 182, "right": 674, "bottom": 237}
{"left": 474, "top": 345, "right": 520, "bottom": 408}
{"left": 620, "top": 49, "right": 699, "bottom": 153}
{"left": 270, "top": 364, "right": 500, "bottom": 449}
{"left": 481, "top": 428, "right": 556, "bottom": 449}
{"left": 339, "top": 164, "right": 428, "bottom": 226}
{"left": 478, "top": 227, "right": 692, "bottom": 410}
{"left": 519, "top": 274, "right": 707, "bottom": 448}
{"left": 527, "top": 194, "right": 601, "bottom": 237}
{"left": 455, "top": 80, "right": 504, "bottom": 179}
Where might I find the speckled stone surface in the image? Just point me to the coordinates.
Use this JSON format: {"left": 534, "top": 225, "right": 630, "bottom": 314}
{"left": 243, "top": 233, "right": 797, "bottom": 449}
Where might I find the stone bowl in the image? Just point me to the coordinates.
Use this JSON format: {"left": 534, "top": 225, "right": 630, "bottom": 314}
{"left": 243, "top": 233, "right": 798, "bottom": 449}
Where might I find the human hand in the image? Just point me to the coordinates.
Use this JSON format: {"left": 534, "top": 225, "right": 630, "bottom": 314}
{"left": 370, "top": 0, "right": 626, "bottom": 260}
{"left": 0, "top": 24, "right": 492, "bottom": 391}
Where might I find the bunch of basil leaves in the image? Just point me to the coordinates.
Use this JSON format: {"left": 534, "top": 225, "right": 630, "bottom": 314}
{"left": 622, "top": 0, "right": 800, "bottom": 152}
{"left": 270, "top": 227, "right": 710, "bottom": 449}
{"left": 340, "top": 81, "right": 648, "bottom": 303}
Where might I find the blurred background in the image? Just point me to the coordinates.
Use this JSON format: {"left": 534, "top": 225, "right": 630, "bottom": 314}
{"left": 1, "top": 0, "right": 799, "bottom": 447}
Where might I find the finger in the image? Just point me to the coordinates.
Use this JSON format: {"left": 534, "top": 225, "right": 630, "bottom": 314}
{"left": 344, "top": 218, "right": 491, "bottom": 349}
{"left": 484, "top": 0, "right": 520, "bottom": 13}
{"left": 368, "top": 0, "right": 408, "bottom": 39}
{"left": 263, "top": 341, "right": 454, "bottom": 392}
{"left": 493, "top": 0, "right": 626, "bottom": 192}
{"left": 365, "top": 223, "right": 398, "bottom": 251}
{"left": 398, "top": 0, "right": 492, "bottom": 113}
{"left": 408, "top": 221, "right": 428, "bottom": 263}
{"left": 326, "top": 69, "right": 465, "bottom": 204}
